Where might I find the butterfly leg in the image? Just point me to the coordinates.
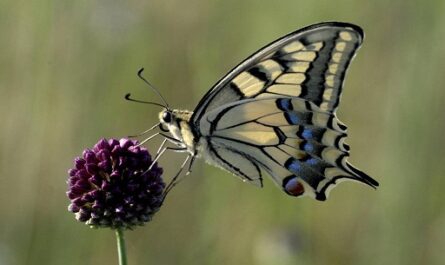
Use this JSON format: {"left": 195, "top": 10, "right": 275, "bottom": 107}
{"left": 146, "top": 139, "right": 168, "bottom": 173}
{"left": 154, "top": 138, "right": 168, "bottom": 158}
{"left": 136, "top": 132, "right": 160, "bottom": 147}
{"left": 186, "top": 155, "right": 196, "bottom": 175}
{"left": 147, "top": 136, "right": 188, "bottom": 170}
{"left": 160, "top": 132, "right": 184, "bottom": 146}
{"left": 129, "top": 122, "right": 160, "bottom": 138}
{"left": 162, "top": 154, "right": 192, "bottom": 201}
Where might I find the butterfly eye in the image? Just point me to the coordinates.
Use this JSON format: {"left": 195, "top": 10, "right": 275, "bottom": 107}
{"left": 162, "top": 111, "right": 172, "bottom": 123}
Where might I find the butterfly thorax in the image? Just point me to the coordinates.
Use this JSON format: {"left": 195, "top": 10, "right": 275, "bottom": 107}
{"left": 159, "top": 109, "right": 197, "bottom": 155}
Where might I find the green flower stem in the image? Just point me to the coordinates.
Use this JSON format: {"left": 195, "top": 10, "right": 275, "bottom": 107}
{"left": 115, "top": 228, "right": 128, "bottom": 265}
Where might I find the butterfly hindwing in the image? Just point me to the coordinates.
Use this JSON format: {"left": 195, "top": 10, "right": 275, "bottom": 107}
{"left": 205, "top": 141, "right": 263, "bottom": 187}
{"left": 200, "top": 97, "right": 377, "bottom": 200}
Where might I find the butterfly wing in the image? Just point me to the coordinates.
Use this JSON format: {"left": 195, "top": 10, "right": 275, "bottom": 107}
{"left": 200, "top": 97, "right": 378, "bottom": 200}
{"left": 192, "top": 22, "right": 364, "bottom": 125}
{"left": 192, "top": 22, "right": 378, "bottom": 200}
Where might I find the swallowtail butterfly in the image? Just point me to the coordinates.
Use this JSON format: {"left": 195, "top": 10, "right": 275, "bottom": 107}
{"left": 129, "top": 22, "right": 379, "bottom": 201}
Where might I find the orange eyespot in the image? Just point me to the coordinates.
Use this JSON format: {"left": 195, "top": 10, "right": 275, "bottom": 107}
{"left": 283, "top": 177, "right": 305, "bottom": 197}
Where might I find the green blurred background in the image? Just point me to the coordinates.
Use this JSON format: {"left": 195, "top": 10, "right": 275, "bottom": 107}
{"left": 1, "top": 0, "right": 445, "bottom": 264}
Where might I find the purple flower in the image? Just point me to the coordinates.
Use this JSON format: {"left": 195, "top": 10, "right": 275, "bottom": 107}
{"left": 67, "top": 138, "right": 165, "bottom": 229}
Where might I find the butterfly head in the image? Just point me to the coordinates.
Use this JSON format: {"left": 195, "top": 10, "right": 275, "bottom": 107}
{"left": 159, "top": 109, "right": 173, "bottom": 124}
{"left": 158, "top": 109, "right": 174, "bottom": 132}
{"left": 159, "top": 108, "right": 194, "bottom": 137}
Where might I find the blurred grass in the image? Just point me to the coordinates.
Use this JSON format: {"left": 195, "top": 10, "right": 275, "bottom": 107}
{"left": 1, "top": 0, "right": 445, "bottom": 264}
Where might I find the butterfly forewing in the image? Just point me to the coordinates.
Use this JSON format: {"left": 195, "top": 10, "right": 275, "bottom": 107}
{"left": 187, "top": 22, "right": 378, "bottom": 200}
{"left": 192, "top": 22, "right": 364, "bottom": 127}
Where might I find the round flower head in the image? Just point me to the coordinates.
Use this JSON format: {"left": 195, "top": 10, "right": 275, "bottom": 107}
{"left": 67, "top": 138, "right": 165, "bottom": 229}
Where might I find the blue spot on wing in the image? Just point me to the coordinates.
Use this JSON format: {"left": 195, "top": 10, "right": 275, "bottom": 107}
{"left": 305, "top": 158, "right": 318, "bottom": 166}
{"left": 276, "top": 98, "right": 293, "bottom": 111}
{"left": 285, "top": 177, "right": 298, "bottom": 189}
{"left": 302, "top": 129, "right": 313, "bottom": 139}
{"left": 285, "top": 158, "right": 301, "bottom": 173}
{"left": 303, "top": 142, "right": 314, "bottom": 152}
{"left": 284, "top": 112, "right": 300, "bottom": 125}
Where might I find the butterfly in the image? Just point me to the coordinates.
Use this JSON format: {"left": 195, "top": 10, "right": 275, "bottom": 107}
{"left": 128, "top": 22, "right": 379, "bottom": 201}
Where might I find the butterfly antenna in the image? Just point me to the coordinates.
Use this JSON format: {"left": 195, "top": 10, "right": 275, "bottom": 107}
{"left": 137, "top": 68, "right": 170, "bottom": 109}
{"left": 124, "top": 93, "right": 167, "bottom": 108}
